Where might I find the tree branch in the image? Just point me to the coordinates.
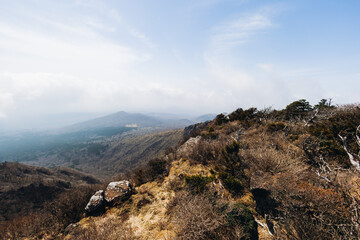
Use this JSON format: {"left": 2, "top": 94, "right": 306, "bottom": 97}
{"left": 338, "top": 133, "right": 360, "bottom": 172}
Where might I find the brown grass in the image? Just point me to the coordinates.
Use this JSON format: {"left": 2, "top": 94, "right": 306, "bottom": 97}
{"left": 171, "top": 191, "right": 222, "bottom": 240}
{"left": 238, "top": 128, "right": 306, "bottom": 176}
{"left": 66, "top": 216, "right": 138, "bottom": 240}
{"left": 169, "top": 191, "right": 257, "bottom": 240}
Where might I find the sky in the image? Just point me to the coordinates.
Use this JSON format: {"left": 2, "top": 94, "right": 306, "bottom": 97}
{"left": 0, "top": 0, "right": 359, "bottom": 129}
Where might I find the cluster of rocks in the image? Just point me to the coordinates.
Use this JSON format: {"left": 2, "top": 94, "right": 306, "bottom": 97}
{"left": 85, "top": 180, "right": 132, "bottom": 216}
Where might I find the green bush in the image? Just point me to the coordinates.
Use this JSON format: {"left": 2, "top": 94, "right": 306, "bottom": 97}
{"left": 228, "top": 108, "right": 257, "bottom": 121}
{"left": 219, "top": 172, "right": 243, "bottom": 195}
{"left": 314, "top": 99, "right": 335, "bottom": 110}
{"left": 133, "top": 158, "right": 169, "bottom": 185}
{"left": 214, "top": 113, "right": 229, "bottom": 125}
{"left": 184, "top": 175, "right": 214, "bottom": 194}
{"left": 224, "top": 141, "right": 240, "bottom": 155}
{"left": 228, "top": 108, "right": 259, "bottom": 128}
{"left": 225, "top": 203, "right": 258, "bottom": 240}
{"left": 285, "top": 99, "right": 312, "bottom": 120}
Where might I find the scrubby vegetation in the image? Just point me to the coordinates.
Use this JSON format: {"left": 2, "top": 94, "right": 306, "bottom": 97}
{"left": 132, "top": 157, "right": 170, "bottom": 186}
{"left": 0, "top": 163, "right": 102, "bottom": 239}
{"left": 170, "top": 192, "right": 257, "bottom": 240}
{"left": 2, "top": 99, "right": 360, "bottom": 239}
{"left": 176, "top": 99, "right": 360, "bottom": 239}
{"left": 0, "top": 182, "right": 101, "bottom": 240}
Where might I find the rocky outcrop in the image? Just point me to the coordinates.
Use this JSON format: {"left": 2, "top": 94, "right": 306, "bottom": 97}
{"left": 84, "top": 181, "right": 132, "bottom": 215}
{"left": 177, "top": 136, "right": 201, "bottom": 155}
{"left": 85, "top": 190, "right": 105, "bottom": 216}
{"left": 104, "top": 180, "right": 132, "bottom": 205}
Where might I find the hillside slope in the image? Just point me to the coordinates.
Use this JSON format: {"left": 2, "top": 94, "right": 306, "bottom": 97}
{"left": 3, "top": 100, "right": 360, "bottom": 239}
{"left": 0, "top": 111, "right": 188, "bottom": 179}
{"left": 0, "top": 162, "right": 100, "bottom": 222}
{"left": 63, "top": 101, "right": 360, "bottom": 240}
{"left": 26, "top": 129, "right": 183, "bottom": 179}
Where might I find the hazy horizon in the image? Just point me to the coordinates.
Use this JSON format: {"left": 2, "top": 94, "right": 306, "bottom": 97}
{"left": 0, "top": 109, "right": 219, "bottom": 132}
{"left": 1, "top": 0, "right": 359, "bottom": 130}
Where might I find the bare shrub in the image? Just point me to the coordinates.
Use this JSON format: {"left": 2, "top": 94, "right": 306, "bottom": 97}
{"left": 240, "top": 131, "right": 305, "bottom": 175}
{"left": 0, "top": 212, "right": 53, "bottom": 240}
{"left": 0, "top": 185, "right": 99, "bottom": 239}
{"left": 184, "top": 138, "right": 226, "bottom": 165}
{"left": 243, "top": 147, "right": 303, "bottom": 175}
{"left": 219, "top": 121, "right": 243, "bottom": 135}
{"left": 171, "top": 191, "right": 222, "bottom": 240}
{"left": 170, "top": 191, "right": 257, "bottom": 240}
{"left": 257, "top": 171, "right": 358, "bottom": 239}
{"left": 45, "top": 186, "right": 97, "bottom": 229}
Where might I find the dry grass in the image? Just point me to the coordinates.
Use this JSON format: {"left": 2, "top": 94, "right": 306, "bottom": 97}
{"left": 180, "top": 137, "right": 226, "bottom": 165}
{"left": 66, "top": 216, "right": 138, "bottom": 240}
{"left": 169, "top": 191, "right": 257, "bottom": 240}
{"left": 239, "top": 128, "right": 306, "bottom": 176}
{"left": 171, "top": 191, "right": 222, "bottom": 240}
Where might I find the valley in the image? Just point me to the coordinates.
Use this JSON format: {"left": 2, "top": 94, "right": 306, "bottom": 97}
{"left": 0, "top": 111, "right": 209, "bottom": 178}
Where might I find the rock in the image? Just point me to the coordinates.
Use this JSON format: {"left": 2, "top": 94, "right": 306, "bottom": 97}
{"left": 104, "top": 180, "right": 132, "bottom": 205}
{"left": 85, "top": 190, "right": 105, "bottom": 215}
{"left": 177, "top": 136, "right": 201, "bottom": 155}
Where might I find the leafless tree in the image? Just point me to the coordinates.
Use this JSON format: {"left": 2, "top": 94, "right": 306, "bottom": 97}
{"left": 338, "top": 125, "right": 360, "bottom": 172}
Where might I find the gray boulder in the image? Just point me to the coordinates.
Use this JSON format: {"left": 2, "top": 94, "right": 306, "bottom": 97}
{"left": 85, "top": 190, "right": 105, "bottom": 215}
{"left": 104, "top": 180, "right": 132, "bottom": 205}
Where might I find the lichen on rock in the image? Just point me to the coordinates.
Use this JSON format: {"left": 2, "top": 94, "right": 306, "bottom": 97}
{"left": 104, "top": 180, "right": 132, "bottom": 205}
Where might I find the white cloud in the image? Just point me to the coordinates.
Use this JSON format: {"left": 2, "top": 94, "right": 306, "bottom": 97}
{"left": 108, "top": 9, "right": 123, "bottom": 23}
{"left": 2, "top": 1, "right": 356, "bottom": 128}
{"left": 208, "top": 63, "right": 254, "bottom": 89}
{"left": 84, "top": 19, "right": 117, "bottom": 32}
{"left": 129, "top": 29, "right": 156, "bottom": 49}
{"left": 201, "top": 10, "right": 296, "bottom": 110}
{"left": 0, "top": 21, "right": 149, "bottom": 71}
{"left": 209, "top": 13, "right": 273, "bottom": 53}
{"left": 73, "top": 0, "right": 101, "bottom": 8}
{"left": 0, "top": 3, "right": 155, "bottom": 120}
{"left": 258, "top": 63, "right": 273, "bottom": 72}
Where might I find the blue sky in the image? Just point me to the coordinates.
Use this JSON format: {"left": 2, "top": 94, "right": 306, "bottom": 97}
{"left": 0, "top": 0, "right": 359, "bottom": 123}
